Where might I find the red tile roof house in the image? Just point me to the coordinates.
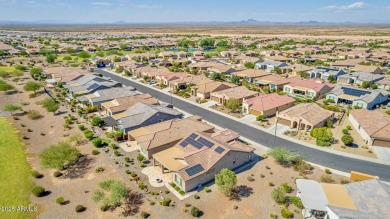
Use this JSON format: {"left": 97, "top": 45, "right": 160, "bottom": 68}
{"left": 210, "top": 86, "right": 258, "bottom": 105}
{"left": 282, "top": 78, "right": 334, "bottom": 99}
{"left": 242, "top": 93, "right": 295, "bottom": 117}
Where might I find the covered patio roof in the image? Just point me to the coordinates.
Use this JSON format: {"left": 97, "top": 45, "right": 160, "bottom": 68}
{"left": 153, "top": 147, "right": 187, "bottom": 171}
{"left": 102, "top": 116, "right": 118, "bottom": 127}
{"left": 296, "top": 179, "right": 328, "bottom": 211}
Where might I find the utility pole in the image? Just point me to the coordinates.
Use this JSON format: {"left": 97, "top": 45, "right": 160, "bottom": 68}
{"left": 273, "top": 111, "right": 279, "bottom": 147}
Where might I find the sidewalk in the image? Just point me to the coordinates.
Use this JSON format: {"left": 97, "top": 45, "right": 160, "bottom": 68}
{"left": 102, "top": 69, "right": 390, "bottom": 166}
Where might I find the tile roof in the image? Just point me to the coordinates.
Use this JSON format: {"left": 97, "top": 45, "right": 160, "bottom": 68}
{"left": 350, "top": 109, "right": 390, "bottom": 140}
{"left": 278, "top": 103, "right": 333, "bottom": 126}
{"left": 245, "top": 93, "right": 295, "bottom": 112}
{"left": 212, "top": 86, "right": 258, "bottom": 100}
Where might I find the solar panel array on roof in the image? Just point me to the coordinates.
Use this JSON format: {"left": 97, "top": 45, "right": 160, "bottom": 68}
{"left": 215, "top": 146, "right": 225, "bottom": 154}
{"left": 189, "top": 133, "right": 198, "bottom": 139}
{"left": 88, "top": 83, "right": 100, "bottom": 91}
{"left": 341, "top": 87, "right": 371, "bottom": 97}
{"left": 198, "top": 137, "right": 214, "bottom": 148}
{"left": 186, "top": 138, "right": 203, "bottom": 149}
{"left": 185, "top": 164, "right": 205, "bottom": 176}
{"left": 179, "top": 141, "right": 188, "bottom": 147}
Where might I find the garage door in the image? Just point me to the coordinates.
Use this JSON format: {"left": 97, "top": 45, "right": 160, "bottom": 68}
{"left": 372, "top": 140, "right": 390, "bottom": 148}
{"left": 278, "top": 118, "right": 291, "bottom": 126}
{"left": 211, "top": 96, "right": 220, "bottom": 103}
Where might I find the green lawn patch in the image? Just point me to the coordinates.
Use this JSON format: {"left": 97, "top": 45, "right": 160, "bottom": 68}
{"left": 0, "top": 118, "right": 37, "bottom": 219}
{"left": 0, "top": 66, "right": 16, "bottom": 72}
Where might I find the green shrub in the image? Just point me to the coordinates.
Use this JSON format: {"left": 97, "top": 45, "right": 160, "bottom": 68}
{"left": 138, "top": 182, "right": 146, "bottom": 190}
{"left": 270, "top": 212, "right": 278, "bottom": 219}
{"left": 281, "top": 208, "right": 293, "bottom": 218}
{"left": 31, "top": 170, "right": 43, "bottom": 178}
{"left": 149, "top": 200, "right": 155, "bottom": 205}
{"left": 91, "top": 117, "right": 103, "bottom": 126}
{"left": 194, "top": 194, "right": 200, "bottom": 199}
{"left": 78, "top": 124, "right": 85, "bottom": 130}
{"left": 320, "top": 175, "right": 335, "bottom": 183}
{"left": 325, "top": 168, "right": 332, "bottom": 174}
{"left": 341, "top": 135, "right": 354, "bottom": 146}
{"left": 290, "top": 196, "right": 303, "bottom": 208}
{"left": 342, "top": 129, "right": 349, "bottom": 135}
{"left": 269, "top": 182, "right": 275, "bottom": 187}
{"left": 179, "top": 190, "right": 185, "bottom": 195}
{"left": 32, "top": 186, "right": 46, "bottom": 197}
{"left": 204, "top": 187, "right": 211, "bottom": 193}
{"left": 340, "top": 179, "right": 350, "bottom": 184}
{"left": 83, "top": 130, "right": 94, "bottom": 140}
{"left": 316, "top": 139, "right": 331, "bottom": 147}
{"left": 271, "top": 187, "right": 286, "bottom": 203}
{"left": 92, "top": 137, "right": 103, "bottom": 147}
{"left": 346, "top": 125, "right": 352, "bottom": 130}
{"left": 92, "top": 150, "right": 100, "bottom": 155}
{"left": 190, "top": 206, "right": 201, "bottom": 217}
{"left": 160, "top": 198, "right": 171, "bottom": 206}
{"left": 281, "top": 183, "right": 292, "bottom": 193}
{"left": 54, "top": 171, "right": 63, "bottom": 178}
{"left": 56, "top": 197, "right": 64, "bottom": 205}
{"left": 141, "top": 211, "right": 150, "bottom": 218}
{"left": 362, "top": 145, "right": 368, "bottom": 149}
{"left": 75, "top": 205, "right": 86, "bottom": 212}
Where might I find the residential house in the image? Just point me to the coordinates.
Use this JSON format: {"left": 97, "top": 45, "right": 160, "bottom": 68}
{"left": 377, "top": 77, "right": 390, "bottom": 90}
{"left": 170, "top": 75, "right": 212, "bottom": 90}
{"left": 255, "top": 59, "right": 289, "bottom": 72}
{"left": 351, "top": 65, "right": 382, "bottom": 74}
{"left": 211, "top": 86, "right": 258, "bottom": 104}
{"left": 279, "top": 64, "right": 315, "bottom": 75}
{"left": 277, "top": 103, "right": 334, "bottom": 131}
{"left": 253, "top": 75, "right": 293, "bottom": 91}
{"left": 283, "top": 78, "right": 334, "bottom": 98}
{"left": 152, "top": 131, "right": 255, "bottom": 192}
{"left": 337, "top": 72, "right": 384, "bottom": 86}
{"left": 64, "top": 74, "right": 122, "bottom": 96}
{"left": 233, "top": 69, "right": 271, "bottom": 83}
{"left": 308, "top": 67, "right": 346, "bottom": 80}
{"left": 207, "top": 63, "right": 237, "bottom": 75}
{"left": 296, "top": 178, "right": 390, "bottom": 219}
{"left": 101, "top": 94, "right": 159, "bottom": 117}
{"left": 115, "top": 102, "right": 183, "bottom": 133}
{"left": 326, "top": 85, "right": 388, "bottom": 109}
{"left": 191, "top": 81, "right": 236, "bottom": 99}
{"left": 77, "top": 87, "right": 137, "bottom": 106}
{"left": 128, "top": 116, "right": 214, "bottom": 159}
{"left": 242, "top": 93, "right": 295, "bottom": 117}
{"left": 349, "top": 109, "right": 390, "bottom": 147}
{"left": 155, "top": 72, "right": 190, "bottom": 86}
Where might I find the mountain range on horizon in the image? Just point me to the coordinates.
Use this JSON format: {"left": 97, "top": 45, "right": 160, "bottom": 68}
{"left": 0, "top": 19, "right": 389, "bottom": 26}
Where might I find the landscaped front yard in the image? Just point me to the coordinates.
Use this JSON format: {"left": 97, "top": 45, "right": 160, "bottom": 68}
{"left": 0, "top": 118, "right": 37, "bottom": 219}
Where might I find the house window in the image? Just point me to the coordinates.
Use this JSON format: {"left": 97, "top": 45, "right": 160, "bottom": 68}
{"left": 175, "top": 174, "right": 182, "bottom": 186}
{"left": 356, "top": 102, "right": 363, "bottom": 108}
{"left": 308, "top": 92, "right": 314, "bottom": 97}
{"left": 140, "top": 147, "right": 146, "bottom": 155}
{"left": 328, "top": 96, "right": 334, "bottom": 100}
{"left": 285, "top": 87, "right": 290, "bottom": 92}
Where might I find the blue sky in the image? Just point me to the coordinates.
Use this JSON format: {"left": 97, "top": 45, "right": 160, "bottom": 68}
{"left": 1, "top": 0, "right": 390, "bottom": 23}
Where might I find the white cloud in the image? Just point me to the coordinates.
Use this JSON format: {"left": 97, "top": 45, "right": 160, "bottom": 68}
{"left": 134, "top": 4, "right": 160, "bottom": 9}
{"left": 91, "top": 1, "right": 112, "bottom": 6}
{"left": 321, "top": 2, "right": 365, "bottom": 11}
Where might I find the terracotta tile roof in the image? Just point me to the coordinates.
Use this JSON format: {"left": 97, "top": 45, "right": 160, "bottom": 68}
{"left": 103, "top": 94, "right": 159, "bottom": 114}
{"left": 287, "top": 78, "right": 334, "bottom": 92}
{"left": 278, "top": 103, "right": 333, "bottom": 126}
{"left": 212, "top": 86, "right": 258, "bottom": 100}
{"left": 235, "top": 69, "right": 271, "bottom": 78}
{"left": 350, "top": 109, "right": 390, "bottom": 140}
{"left": 130, "top": 118, "right": 214, "bottom": 150}
{"left": 245, "top": 93, "right": 295, "bottom": 112}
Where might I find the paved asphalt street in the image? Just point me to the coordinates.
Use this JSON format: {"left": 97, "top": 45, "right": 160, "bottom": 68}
{"left": 95, "top": 69, "right": 390, "bottom": 181}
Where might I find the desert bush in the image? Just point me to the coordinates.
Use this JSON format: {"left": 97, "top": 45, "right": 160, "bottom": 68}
{"left": 32, "top": 186, "right": 46, "bottom": 197}
{"left": 340, "top": 179, "right": 350, "bottom": 184}
{"left": 281, "top": 208, "right": 293, "bottom": 218}
{"left": 92, "top": 137, "right": 103, "bottom": 147}
{"left": 281, "top": 183, "right": 292, "bottom": 193}
{"left": 204, "top": 187, "right": 211, "bottom": 193}
{"left": 194, "top": 194, "right": 200, "bottom": 199}
{"left": 75, "top": 205, "right": 86, "bottom": 212}
{"left": 160, "top": 198, "right": 171, "bottom": 206}
{"left": 27, "top": 110, "right": 43, "bottom": 120}
{"left": 31, "top": 170, "right": 43, "bottom": 178}
{"left": 271, "top": 187, "right": 286, "bottom": 204}
{"left": 56, "top": 197, "right": 64, "bottom": 205}
{"left": 92, "top": 150, "right": 100, "bottom": 155}
{"left": 190, "top": 206, "right": 201, "bottom": 217}
{"left": 54, "top": 171, "right": 63, "bottom": 178}
{"left": 141, "top": 211, "right": 150, "bottom": 218}
{"left": 342, "top": 129, "right": 349, "bottom": 135}
{"left": 247, "top": 175, "right": 255, "bottom": 182}
{"left": 95, "top": 166, "right": 105, "bottom": 173}
{"left": 341, "top": 135, "right": 354, "bottom": 146}
{"left": 325, "top": 168, "right": 332, "bottom": 174}
{"left": 290, "top": 196, "right": 303, "bottom": 209}
{"left": 320, "top": 175, "right": 335, "bottom": 183}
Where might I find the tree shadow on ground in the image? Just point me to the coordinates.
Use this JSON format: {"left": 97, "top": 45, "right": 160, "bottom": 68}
{"left": 230, "top": 185, "right": 253, "bottom": 201}
{"left": 62, "top": 155, "right": 93, "bottom": 179}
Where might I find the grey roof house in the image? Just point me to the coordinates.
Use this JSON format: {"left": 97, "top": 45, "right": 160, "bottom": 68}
{"left": 117, "top": 102, "right": 183, "bottom": 132}
{"left": 255, "top": 59, "right": 289, "bottom": 72}
{"left": 64, "top": 74, "right": 122, "bottom": 96}
{"left": 77, "top": 87, "right": 137, "bottom": 106}
{"left": 308, "top": 67, "right": 346, "bottom": 80}
{"left": 326, "top": 85, "right": 388, "bottom": 109}
{"left": 337, "top": 71, "right": 384, "bottom": 86}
